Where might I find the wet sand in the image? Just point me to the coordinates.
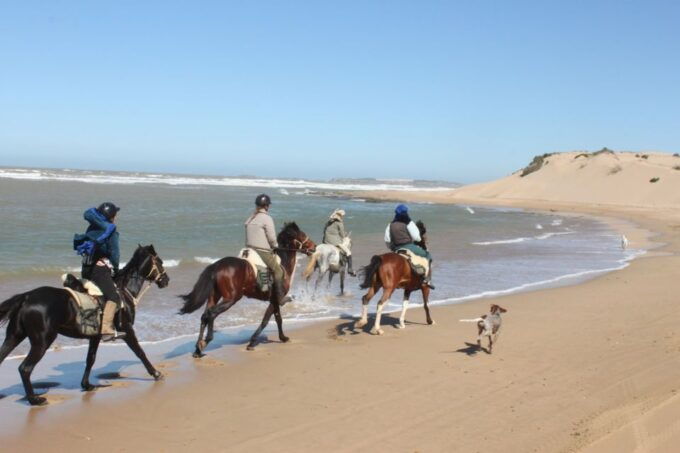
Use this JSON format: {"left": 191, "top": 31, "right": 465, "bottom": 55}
{"left": 2, "top": 197, "right": 680, "bottom": 452}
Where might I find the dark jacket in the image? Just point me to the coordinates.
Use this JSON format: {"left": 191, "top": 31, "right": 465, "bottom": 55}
{"left": 74, "top": 208, "right": 120, "bottom": 272}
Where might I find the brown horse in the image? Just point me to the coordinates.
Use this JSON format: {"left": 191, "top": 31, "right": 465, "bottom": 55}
{"left": 179, "top": 222, "right": 315, "bottom": 357}
{"left": 356, "top": 221, "right": 434, "bottom": 335}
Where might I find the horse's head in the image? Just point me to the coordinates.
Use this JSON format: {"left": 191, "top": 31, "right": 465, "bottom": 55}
{"left": 133, "top": 244, "right": 170, "bottom": 288}
{"left": 278, "top": 222, "right": 316, "bottom": 255}
{"left": 342, "top": 234, "right": 352, "bottom": 250}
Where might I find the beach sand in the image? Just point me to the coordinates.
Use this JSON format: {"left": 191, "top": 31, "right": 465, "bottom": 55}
{"left": 4, "top": 152, "right": 680, "bottom": 452}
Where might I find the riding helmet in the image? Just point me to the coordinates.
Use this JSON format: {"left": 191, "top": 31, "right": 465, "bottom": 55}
{"left": 395, "top": 204, "right": 409, "bottom": 215}
{"left": 255, "top": 193, "right": 272, "bottom": 207}
{"left": 97, "top": 202, "right": 120, "bottom": 220}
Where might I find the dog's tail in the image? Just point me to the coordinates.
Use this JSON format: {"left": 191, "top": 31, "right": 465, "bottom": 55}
{"left": 459, "top": 318, "right": 484, "bottom": 323}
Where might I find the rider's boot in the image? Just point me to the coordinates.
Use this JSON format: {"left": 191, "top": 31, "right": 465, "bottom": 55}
{"left": 273, "top": 280, "right": 293, "bottom": 306}
{"left": 101, "top": 301, "right": 126, "bottom": 342}
{"left": 424, "top": 263, "right": 435, "bottom": 290}
{"left": 347, "top": 255, "right": 357, "bottom": 277}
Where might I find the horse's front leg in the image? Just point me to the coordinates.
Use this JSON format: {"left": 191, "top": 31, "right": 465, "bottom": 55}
{"left": 272, "top": 303, "right": 289, "bottom": 343}
{"left": 421, "top": 286, "right": 434, "bottom": 325}
{"left": 81, "top": 337, "right": 101, "bottom": 391}
{"left": 339, "top": 269, "right": 346, "bottom": 296}
{"left": 398, "top": 290, "right": 412, "bottom": 329}
{"left": 247, "top": 303, "right": 275, "bottom": 350}
{"left": 122, "top": 327, "right": 162, "bottom": 380}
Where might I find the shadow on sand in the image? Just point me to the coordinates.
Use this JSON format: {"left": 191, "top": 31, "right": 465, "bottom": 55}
{"left": 455, "top": 342, "right": 490, "bottom": 356}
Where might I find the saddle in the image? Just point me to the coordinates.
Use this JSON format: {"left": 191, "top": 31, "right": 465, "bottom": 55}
{"left": 61, "top": 273, "right": 104, "bottom": 336}
{"left": 395, "top": 249, "right": 429, "bottom": 277}
{"left": 238, "top": 248, "right": 279, "bottom": 292}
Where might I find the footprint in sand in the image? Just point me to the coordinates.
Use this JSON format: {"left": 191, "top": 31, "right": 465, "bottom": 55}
{"left": 194, "top": 357, "right": 226, "bottom": 367}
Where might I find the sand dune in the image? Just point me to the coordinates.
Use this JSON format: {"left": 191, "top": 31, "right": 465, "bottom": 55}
{"left": 359, "top": 150, "right": 680, "bottom": 208}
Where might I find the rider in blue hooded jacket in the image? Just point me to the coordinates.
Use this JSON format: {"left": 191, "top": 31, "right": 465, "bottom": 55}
{"left": 73, "top": 202, "right": 125, "bottom": 341}
{"left": 384, "top": 204, "right": 434, "bottom": 289}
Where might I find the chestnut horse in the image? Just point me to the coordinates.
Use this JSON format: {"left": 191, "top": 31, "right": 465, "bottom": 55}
{"left": 356, "top": 221, "right": 434, "bottom": 335}
{"left": 179, "top": 222, "right": 315, "bottom": 357}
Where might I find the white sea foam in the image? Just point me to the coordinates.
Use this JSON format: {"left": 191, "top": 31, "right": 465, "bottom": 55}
{"left": 472, "top": 231, "right": 573, "bottom": 246}
{"left": 279, "top": 188, "right": 290, "bottom": 195}
{"left": 0, "top": 168, "right": 454, "bottom": 192}
{"left": 466, "top": 207, "right": 475, "bottom": 214}
{"left": 536, "top": 224, "right": 543, "bottom": 230}
{"left": 551, "top": 219, "right": 563, "bottom": 226}
{"left": 194, "top": 256, "right": 220, "bottom": 264}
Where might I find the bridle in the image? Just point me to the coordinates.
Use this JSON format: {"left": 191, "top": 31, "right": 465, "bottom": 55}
{"left": 122, "top": 253, "right": 167, "bottom": 307}
{"left": 293, "top": 233, "right": 314, "bottom": 255}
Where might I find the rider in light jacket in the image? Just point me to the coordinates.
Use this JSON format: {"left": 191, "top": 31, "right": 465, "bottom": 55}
{"left": 322, "top": 209, "right": 356, "bottom": 276}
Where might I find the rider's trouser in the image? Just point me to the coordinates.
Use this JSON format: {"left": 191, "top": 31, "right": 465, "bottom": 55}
{"left": 83, "top": 263, "right": 121, "bottom": 334}
{"left": 254, "top": 249, "right": 287, "bottom": 303}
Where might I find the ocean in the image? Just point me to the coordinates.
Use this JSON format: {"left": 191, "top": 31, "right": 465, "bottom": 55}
{"left": 0, "top": 167, "right": 641, "bottom": 356}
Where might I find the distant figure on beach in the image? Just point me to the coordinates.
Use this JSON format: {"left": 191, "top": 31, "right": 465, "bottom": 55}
{"left": 384, "top": 204, "right": 434, "bottom": 289}
{"left": 621, "top": 234, "right": 629, "bottom": 250}
{"left": 322, "top": 209, "right": 356, "bottom": 276}
{"left": 73, "top": 202, "right": 125, "bottom": 342}
{"left": 245, "top": 193, "right": 291, "bottom": 305}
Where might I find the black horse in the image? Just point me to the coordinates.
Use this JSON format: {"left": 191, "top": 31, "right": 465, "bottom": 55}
{"left": 0, "top": 245, "right": 169, "bottom": 405}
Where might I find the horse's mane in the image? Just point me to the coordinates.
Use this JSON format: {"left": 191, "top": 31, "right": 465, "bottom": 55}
{"left": 277, "top": 222, "right": 300, "bottom": 245}
{"left": 119, "top": 245, "right": 154, "bottom": 277}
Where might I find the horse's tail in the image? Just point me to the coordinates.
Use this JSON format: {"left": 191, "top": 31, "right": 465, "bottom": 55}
{"left": 359, "top": 255, "right": 382, "bottom": 289}
{"left": 179, "top": 264, "right": 216, "bottom": 314}
{"left": 302, "top": 252, "right": 319, "bottom": 280}
{"left": 0, "top": 293, "right": 26, "bottom": 327}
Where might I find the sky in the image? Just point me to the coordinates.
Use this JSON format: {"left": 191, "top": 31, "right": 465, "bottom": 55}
{"left": 1, "top": 1, "right": 678, "bottom": 183}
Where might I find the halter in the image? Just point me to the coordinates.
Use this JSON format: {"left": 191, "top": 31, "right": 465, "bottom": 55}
{"left": 293, "top": 233, "right": 314, "bottom": 254}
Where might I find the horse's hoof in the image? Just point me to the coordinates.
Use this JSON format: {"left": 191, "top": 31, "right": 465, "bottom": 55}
{"left": 355, "top": 320, "right": 367, "bottom": 329}
{"left": 246, "top": 343, "right": 256, "bottom": 351}
{"left": 428, "top": 319, "right": 436, "bottom": 325}
{"left": 81, "top": 383, "right": 96, "bottom": 392}
{"left": 152, "top": 371, "right": 164, "bottom": 381}
{"left": 370, "top": 328, "right": 384, "bottom": 336}
{"left": 192, "top": 351, "right": 204, "bottom": 358}
{"left": 397, "top": 323, "right": 406, "bottom": 329}
{"left": 28, "top": 395, "right": 47, "bottom": 406}
{"left": 280, "top": 336, "right": 290, "bottom": 343}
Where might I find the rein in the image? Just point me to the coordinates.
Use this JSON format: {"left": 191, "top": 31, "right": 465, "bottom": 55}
{"left": 276, "top": 233, "right": 313, "bottom": 254}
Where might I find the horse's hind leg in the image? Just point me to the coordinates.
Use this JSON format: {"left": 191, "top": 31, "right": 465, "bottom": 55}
{"left": 81, "top": 337, "right": 101, "bottom": 391}
{"left": 371, "top": 287, "right": 395, "bottom": 336}
{"left": 20, "top": 332, "right": 57, "bottom": 406}
{"left": 0, "top": 323, "right": 26, "bottom": 366}
{"left": 122, "top": 327, "right": 162, "bottom": 380}
{"left": 356, "top": 284, "right": 378, "bottom": 329}
{"left": 193, "top": 293, "right": 218, "bottom": 358}
{"left": 247, "top": 303, "right": 275, "bottom": 351}
{"left": 205, "top": 299, "right": 239, "bottom": 347}
{"left": 398, "top": 290, "right": 412, "bottom": 329}
{"left": 272, "top": 303, "right": 289, "bottom": 344}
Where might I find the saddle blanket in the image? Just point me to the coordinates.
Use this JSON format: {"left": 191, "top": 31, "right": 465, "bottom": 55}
{"left": 60, "top": 274, "right": 103, "bottom": 336}
{"left": 238, "top": 248, "right": 279, "bottom": 291}
{"left": 396, "top": 249, "right": 430, "bottom": 276}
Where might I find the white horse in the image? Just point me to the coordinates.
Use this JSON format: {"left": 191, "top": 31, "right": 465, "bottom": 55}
{"left": 303, "top": 236, "right": 352, "bottom": 295}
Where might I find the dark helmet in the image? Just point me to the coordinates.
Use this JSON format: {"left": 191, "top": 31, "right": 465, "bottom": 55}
{"left": 97, "top": 202, "right": 120, "bottom": 220}
{"left": 255, "top": 194, "right": 272, "bottom": 208}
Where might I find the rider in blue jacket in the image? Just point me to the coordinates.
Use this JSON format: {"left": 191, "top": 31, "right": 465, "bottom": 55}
{"left": 73, "top": 202, "right": 125, "bottom": 341}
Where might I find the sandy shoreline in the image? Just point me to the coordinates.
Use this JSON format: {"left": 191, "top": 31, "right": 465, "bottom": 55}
{"left": 3, "top": 194, "right": 680, "bottom": 452}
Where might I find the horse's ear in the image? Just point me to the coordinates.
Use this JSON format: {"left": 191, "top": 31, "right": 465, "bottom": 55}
{"left": 138, "top": 243, "right": 142, "bottom": 249}
{"left": 149, "top": 244, "right": 156, "bottom": 254}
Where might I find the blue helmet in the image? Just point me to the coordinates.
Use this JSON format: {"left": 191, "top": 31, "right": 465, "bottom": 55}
{"left": 395, "top": 204, "right": 409, "bottom": 215}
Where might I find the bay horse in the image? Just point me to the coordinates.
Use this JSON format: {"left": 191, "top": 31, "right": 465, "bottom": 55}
{"left": 179, "top": 222, "right": 315, "bottom": 357}
{"left": 356, "top": 221, "right": 434, "bottom": 335}
{"left": 302, "top": 236, "right": 352, "bottom": 296}
{"left": 0, "top": 245, "right": 169, "bottom": 406}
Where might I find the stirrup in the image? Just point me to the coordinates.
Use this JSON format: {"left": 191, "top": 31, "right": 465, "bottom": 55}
{"left": 101, "top": 331, "right": 126, "bottom": 342}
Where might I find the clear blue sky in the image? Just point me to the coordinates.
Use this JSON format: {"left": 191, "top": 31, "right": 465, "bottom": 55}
{"left": 1, "top": 1, "right": 678, "bottom": 183}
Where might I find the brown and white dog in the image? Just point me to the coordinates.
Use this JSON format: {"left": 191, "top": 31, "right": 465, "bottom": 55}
{"left": 460, "top": 304, "right": 507, "bottom": 353}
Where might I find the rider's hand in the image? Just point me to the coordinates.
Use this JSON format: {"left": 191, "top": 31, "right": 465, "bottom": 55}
{"left": 76, "top": 240, "right": 95, "bottom": 256}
